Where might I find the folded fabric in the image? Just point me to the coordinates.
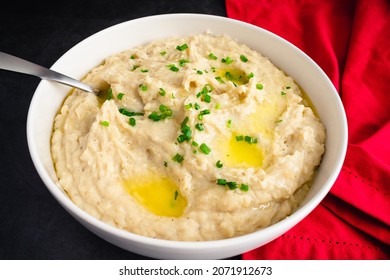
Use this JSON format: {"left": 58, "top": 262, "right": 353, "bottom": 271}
{"left": 226, "top": 0, "right": 390, "bottom": 259}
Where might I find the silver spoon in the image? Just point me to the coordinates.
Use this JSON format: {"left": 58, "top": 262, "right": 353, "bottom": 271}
{"left": 0, "top": 51, "right": 100, "bottom": 94}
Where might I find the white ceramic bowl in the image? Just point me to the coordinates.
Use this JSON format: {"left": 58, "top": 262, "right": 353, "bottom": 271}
{"left": 27, "top": 14, "right": 347, "bottom": 259}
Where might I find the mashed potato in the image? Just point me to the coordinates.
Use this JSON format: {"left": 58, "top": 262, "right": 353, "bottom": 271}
{"left": 51, "top": 33, "right": 325, "bottom": 241}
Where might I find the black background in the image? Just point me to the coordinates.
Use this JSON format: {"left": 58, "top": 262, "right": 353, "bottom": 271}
{"left": 0, "top": 0, "right": 237, "bottom": 259}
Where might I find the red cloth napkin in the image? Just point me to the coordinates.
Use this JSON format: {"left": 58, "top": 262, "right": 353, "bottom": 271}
{"left": 226, "top": 0, "right": 390, "bottom": 259}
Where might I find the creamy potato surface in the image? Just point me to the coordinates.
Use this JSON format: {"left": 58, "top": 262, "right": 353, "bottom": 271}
{"left": 51, "top": 34, "right": 325, "bottom": 241}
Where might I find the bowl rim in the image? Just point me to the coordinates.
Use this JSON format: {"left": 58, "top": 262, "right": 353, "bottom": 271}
{"left": 26, "top": 13, "right": 348, "bottom": 253}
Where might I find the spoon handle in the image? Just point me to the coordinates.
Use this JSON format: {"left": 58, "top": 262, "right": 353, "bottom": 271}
{"left": 0, "top": 51, "right": 98, "bottom": 94}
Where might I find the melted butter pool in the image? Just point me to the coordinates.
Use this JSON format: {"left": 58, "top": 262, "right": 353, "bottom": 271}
{"left": 123, "top": 172, "right": 186, "bottom": 217}
{"left": 224, "top": 134, "right": 264, "bottom": 167}
{"left": 218, "top": 93, "right": 287, "bottom": 168}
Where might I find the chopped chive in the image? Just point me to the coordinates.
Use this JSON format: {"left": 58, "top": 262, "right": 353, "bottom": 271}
{"left": 148, "top": 112, "right": 161, "bottom": 121}
{"left": 198, "top": 109, "right": 210, "bottom": 120}
{"left": 217, "top": 178, "right": 227, "bottom": 185}
{"left": 203, "top": 93, "right": 211, "bottom": 103}
{"left": 196, "top": 70, "right": 203, "bottom": 75}
{"left": 167, "top": 64, "right": 179, "bottom": 72}
{"left": 216, "top": 160, "right": 223, "bottom": 168}
{"left": 256, "top": 83, "right": 264, "bottom": 90}
{"left": 221, "top": 56, "right": 234, "bottom": 64}
{"left": 276, "top": 119, "right": 283, "bottom": 123}
{"left": 107, "top": 88, "right": 113, "bottom": 100}
{"left": 160, "top": 51, "right": 167, "bottom": 56}
{"left": 172, "top": 153, "right": 184, "bottom": 163}
{"left": 194, "top": 103, "right": 201, "bottom": 110}
{"left": 118, "top": 108, "right": 144, "bottom": 117}
{"left": 164, "top": 161, "right": 168, "bottom": 167}
{"left": 129, "top": 117, "right": 136, "bottom": 126}
{"left": 240, "top": 184, "right": 249, "bottom": 192}
{"left": 286, "top": 86, "right": 291, "bottom": 89}
{"left": 131, "top": 65, "right": 140, "bottom": 71}
{"left": 227, "top": 181, "right": 238, "bottom": 190}
{"left": 176, "top": 43, "right": 188, "bottom": 51}
{"left": 240, "top": 54, "right": 248, "bottom": 62}
{"left": 184, "top": 103, "right": 192, "bottom": 109}
{"left": 139, "top": 84, "right": 148, "bottom": 91}
{"left": 140, "top": 69, "right": 149, "bottom": 73}
{"left": 215, "top": 103, "right": 221, "bottom": 109}
{"left": 199, "top": 143, "right": 211, "bottom": 154}
{"left": 247, "top": 72, "right": 254, "bottom": 79}
{"left": 192, "top": 141, "right": 199, "bottom": 147}
{"left": 117, "top": 93, "right": 125, "bottom": 100}
{"left": 159, "top": 88, "right": 166, "bottom": 96}
{"left": 281, "top": 91, "right": 286, "bottom": 95}
{"left": 177, "top": 134, "right": 186, "bottom": 143}
{"left": 195, "top": 123, "right": 204, "bottom": 131}
{"left": 244, "top": 135, "right": 258, "bottom": 144}
{"left": 235, "top": 135, "right": 244, "bottom": 141}
{"left": 208, "top": 53, "right": 218, "bottom": 60}
{"left": 130, "top": 54, "right": 136, "bottom": 59}
{"left": 179, "top": 59, "right": 190, "bottom": 67}
{"left": 100, "top": 120, "right": 109, "bottom": 127}
{"left": 181, "top": 116, "right": 189, "bottom": 128}
{"left": 148, "top": 104, "right": 173, "bottom": 122}
{"left": 227, "top": 119, "right": 232, "bottom": 128}
{"left": 215, "top": 76, "right": 225, "bottom": 84}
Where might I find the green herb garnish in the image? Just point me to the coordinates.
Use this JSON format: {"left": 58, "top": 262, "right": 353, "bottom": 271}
{"left": 227, "top": 119, "right": 232, "bottom": 128}
{"left": 117, "top": 93, "right": 125, "bottom": 100}
{"left": 240, "top": 184, "right": 249, "bottom": 192}
{"left": 195, "top": 123, "right": 204, "bottom": 131}
{"left": 227, "top": 181, "right": 238, "bottom": 190}
{"left": 148, "top": 104, "right": 173, "bottom": 121}
{"left": 167, "top": 64, "right": 179, "bottom": 72}
{"left": 208, "top": 53, "right": 218, "bottom": 60}
{"left": 216, "top": 160, "right": 223, "bottom": 168}
{"left": 240, "top": 54, "right": 248, "bottom": 62}
{"left": 100, "top": 120, "right": 110, "bottom": 127}
{"left": 256, "top": 84, "right": 264, "bottom": 90}
{"left": 217, "top": 178, "right": 227, "bottom": 185}
{"left": 107, "top": 88, "right": 113, "bottom": 100}
{"left": 221, "top": 56, "right": 234, "bottom": 64}
{"left": 244, "top": 135, "right": 258, "bottom": 144}
{"left": 198, "top": 109, "right": 210, "bottom": 120}
{"left": 139, "top": 84, "right": 148, "bottom": 91}
{"left": 176, "top": 43, "right": 188, "bottom": 51}
{"left": 215, "top": 76, "right": 225, "bottom": 84}
{"left": 199, "top": 143, "right": 211, "bottom": 154}
{"left": 129, "top": 117, "right": 136, "bottom": 127}
{"left": 118, "top": 108, "right": 144, "bottom": 117}
{"left": 172, "top": 153, "right": 184, "bottom": 163}
{"left": 179, "top": 59, "right": 190, "bottom": 67}
{"left": 177, "top": 116, "right": 192, "bottom": 143}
